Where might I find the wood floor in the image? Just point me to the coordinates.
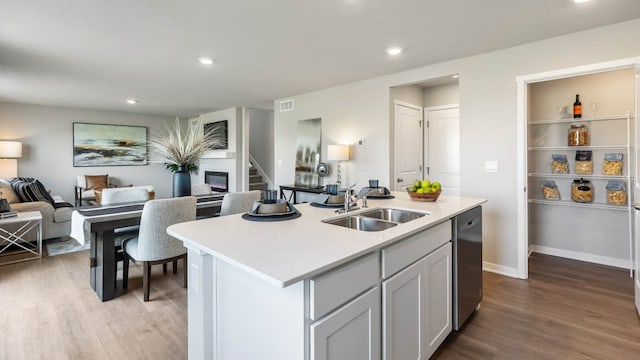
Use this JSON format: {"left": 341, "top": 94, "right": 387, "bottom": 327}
{"left": 0, "top": 247, "right": 188, "bottom": 360}
{"left": 1, "top": 249, "right": 639, "bottom": 359}
{"left": 436, "top": 253, "right": 640, "bottom": 360}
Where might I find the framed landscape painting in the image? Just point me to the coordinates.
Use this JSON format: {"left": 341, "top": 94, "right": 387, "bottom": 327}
{"left": 73, "top": 123, "right": 148, "bottom": 167}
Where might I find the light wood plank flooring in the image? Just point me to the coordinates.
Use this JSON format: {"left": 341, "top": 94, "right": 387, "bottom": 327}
{"left": 0, "top": 247, "right": 188, "bottom": 360}
{"left": 1, "top": 249, "right": 639, "bottom": 359}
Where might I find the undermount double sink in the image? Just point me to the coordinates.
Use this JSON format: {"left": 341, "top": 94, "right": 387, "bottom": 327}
{"left": 323, "top": 208, "right": 427, "bottom": 232}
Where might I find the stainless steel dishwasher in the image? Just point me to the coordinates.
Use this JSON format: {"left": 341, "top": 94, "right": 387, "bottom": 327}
{"left": 452, "top": 206, "right": 483, "bottom": 330}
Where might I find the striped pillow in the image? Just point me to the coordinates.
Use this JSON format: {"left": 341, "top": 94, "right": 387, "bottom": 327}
{"left": 10, "top": 178, "right": 56, "bottom": 205}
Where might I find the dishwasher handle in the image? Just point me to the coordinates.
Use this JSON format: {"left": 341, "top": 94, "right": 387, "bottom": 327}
{"left": 458, "top": 216, "right": 481, "bottom": 232}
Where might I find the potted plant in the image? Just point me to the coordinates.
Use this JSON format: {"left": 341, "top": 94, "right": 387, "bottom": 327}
{"left": 151, "top": 118, "right": 225, "bottom": 197}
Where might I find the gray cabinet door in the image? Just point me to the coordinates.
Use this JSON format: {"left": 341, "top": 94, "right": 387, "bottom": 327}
{"left": 424, "top": 243, "right": 452, "bottom": 358}
{"left": 311, "top": 287, "right": 381, "bottom": 360}
{"left": 382, "top": 242, "right": 452, "bottom": 360}
{"left": 383, "top": 256, "right": 427, "bottom": 360}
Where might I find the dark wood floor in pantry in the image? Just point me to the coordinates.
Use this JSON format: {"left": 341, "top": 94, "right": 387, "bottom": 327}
{"left": 435, "top": 253, "right": 640, "bottom": 360}
{"left": 1, "top": 249, "right": 639, "bottom": 359}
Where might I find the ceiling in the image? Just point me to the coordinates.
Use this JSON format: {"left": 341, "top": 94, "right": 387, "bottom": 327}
{"left": 1, "top": 1, "right": 639, "bottom": 117}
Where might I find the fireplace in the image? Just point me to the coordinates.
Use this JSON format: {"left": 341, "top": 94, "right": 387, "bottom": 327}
{"left": 205, "top": 171, "right": 229, "bottom": 193}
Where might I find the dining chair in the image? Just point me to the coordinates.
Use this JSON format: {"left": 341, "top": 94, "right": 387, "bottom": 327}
{"left": 219, "top": 190, "right": 261, "bottom": 216}
{"left": 191, "top": 184, "right": 213, "bottom": 196}
{"left": 121, "top": 196, "right": 196, "bottom": 301}
{"left": 101, "top": 186, "right": 151, "bottom": 205}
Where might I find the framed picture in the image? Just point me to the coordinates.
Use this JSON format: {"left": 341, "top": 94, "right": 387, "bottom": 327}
{"left": 204, "top": 120, "right": 228, "bottom": 150}
{"left": 73, "top": 122, "right": 148, "bottom": 167}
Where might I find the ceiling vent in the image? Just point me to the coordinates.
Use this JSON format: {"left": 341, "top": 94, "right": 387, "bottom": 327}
{"left": 279, "top": 99, "right": 294, "bottom": 112}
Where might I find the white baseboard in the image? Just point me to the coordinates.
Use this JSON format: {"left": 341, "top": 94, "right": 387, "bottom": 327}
{"left": 530, "top": 245, "right": 630, "bottom": 269}
{"left": 482, "top": 261, "right": 520, "bottom": 278}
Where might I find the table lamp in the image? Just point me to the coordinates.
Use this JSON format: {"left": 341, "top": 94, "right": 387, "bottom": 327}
{"left": 0, "top": 141, "right": 23, "bottom": 178}
{"left": 327, "top": 144, "right": 350, "bottom": 186}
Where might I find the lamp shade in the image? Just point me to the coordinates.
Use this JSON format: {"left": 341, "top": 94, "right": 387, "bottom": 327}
{"left": 327, "top": 144, "right": 349, "bottom": 161}
{"left": 0, "top": 141, "right": 22, "bottom": 159}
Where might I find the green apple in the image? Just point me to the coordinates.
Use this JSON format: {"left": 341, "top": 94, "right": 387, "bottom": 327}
{"left": 413, "top": 180, "right": 421, "bottom": 188}
{"left": 416, "top": 188, "right": 425, "bottom": 194}
{"left": 431, "top": 181, "right": 442, "bottom": 191}
{"left": 422, "top": 187, "right": 433, "bottom": 193}
{"left": 421, "top": 179, "right": 431, "bottom": 189}
{"left": 408, "top": 185, "right": 417, "bottom": 192}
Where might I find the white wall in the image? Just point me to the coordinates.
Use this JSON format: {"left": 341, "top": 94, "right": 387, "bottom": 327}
{"left": 198, "top": 107, "right": 245, "bottom": 192}
{"left": 274, "top": 19, "right": 640, "bottom": 275}
{"left": 248, "top": 108, "right": 275, "bottom": 183}
{"left": 423, "top": 83, "right": 459, "bottom": 107}
{"left": 0, "top": 102, "right": 173, "bottom": 201}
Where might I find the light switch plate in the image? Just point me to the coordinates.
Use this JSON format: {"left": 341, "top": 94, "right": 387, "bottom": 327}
{"left": 485, "top": 161, "right": 499, "bottom": 173}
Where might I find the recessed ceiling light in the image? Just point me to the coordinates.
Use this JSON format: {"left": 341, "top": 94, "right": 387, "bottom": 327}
{"left": 573, "top": 0, "right": 589, "bottom": 3}
{"left": 198, "top": 56, "right": 214, "bottom": 65}
{"left": 126, "top": 99, "right": 138, "bottom": 105}
{"left": 386, "top": 47, "right": 403, "bottom": 56}
{"left": 452, "top": 74, "right": 459, "bottom": 79}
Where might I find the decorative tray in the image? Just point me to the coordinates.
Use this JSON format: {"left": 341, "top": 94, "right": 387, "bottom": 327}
{"left": 242, "top": 201, "right": 301, "bottom": 222}
{"left": 310, "top": 194, "right": 345, "bottom": 208}
{"left": 359, "top": 187, "right": 395, "bottom": 199}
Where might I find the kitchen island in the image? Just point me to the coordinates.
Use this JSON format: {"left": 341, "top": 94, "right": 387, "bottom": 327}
{"left": 168, "top": 192, "right": 486, "bottom": 360}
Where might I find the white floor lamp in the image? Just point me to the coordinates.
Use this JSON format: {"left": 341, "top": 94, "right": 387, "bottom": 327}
{"left": 327, "top": 144, "right": 350, "bottom": 187}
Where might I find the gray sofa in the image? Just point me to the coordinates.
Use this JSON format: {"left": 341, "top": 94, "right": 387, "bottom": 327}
{"left": 1, "top": 178, "right": 72, "bottom": 240}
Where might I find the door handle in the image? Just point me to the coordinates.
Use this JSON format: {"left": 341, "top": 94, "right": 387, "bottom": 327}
{"left": 634, "top": 203, "right": 640, "bottom": 211}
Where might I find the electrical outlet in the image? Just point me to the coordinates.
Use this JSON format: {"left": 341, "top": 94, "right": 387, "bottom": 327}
{"left": 357, "top": 139, "right": 365, "bottom": 146}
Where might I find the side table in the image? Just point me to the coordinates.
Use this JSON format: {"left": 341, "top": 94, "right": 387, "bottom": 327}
{"left": 0, "top": 211, "right": 43, "bottom": 265}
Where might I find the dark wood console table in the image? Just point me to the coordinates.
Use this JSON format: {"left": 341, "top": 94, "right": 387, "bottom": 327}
{"left": 279, "top": 185, "right": 327, "bottom": 204}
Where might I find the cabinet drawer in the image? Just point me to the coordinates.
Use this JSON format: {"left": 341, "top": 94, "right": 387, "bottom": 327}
{"left": 382, "top": 220, "right": 451, "bottom": 279}
{"left": 310, "top": 252, "right": 379, "bottom": 321}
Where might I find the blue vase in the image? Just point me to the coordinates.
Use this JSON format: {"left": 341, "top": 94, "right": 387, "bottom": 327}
{"left": 173, "top": 166, "right": 191, "bottom": 197}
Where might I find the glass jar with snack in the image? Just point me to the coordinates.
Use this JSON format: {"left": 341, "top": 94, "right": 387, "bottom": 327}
{"left": 606, "top": 180, "right": 627, "bottom": 206}
{"left": 568, "top": 124, "right": 588, "bottom": 146}
{"left": 574, "top": 150, "right": 593, "bottom": 175}
{"left": 602, "top": 153, "right": 623, "bottom": 176}
{"left": 571, "top": 178, "right": 593, "bottom": 203}
{"left": 551, "top": 154, "right": 569, "bottom": 174}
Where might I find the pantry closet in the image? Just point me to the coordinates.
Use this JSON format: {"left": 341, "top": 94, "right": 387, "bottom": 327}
{"left": 523, "top": 66, "right": 636, "bottom": 272}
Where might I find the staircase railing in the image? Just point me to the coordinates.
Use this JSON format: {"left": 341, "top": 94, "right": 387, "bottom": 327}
{"left": 249, "top": 153, "right": 274, "bottom": 190}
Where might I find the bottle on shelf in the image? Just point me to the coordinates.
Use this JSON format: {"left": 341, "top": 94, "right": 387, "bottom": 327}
{"left": 573, "top": 94, "right": 582, "bottom": 118}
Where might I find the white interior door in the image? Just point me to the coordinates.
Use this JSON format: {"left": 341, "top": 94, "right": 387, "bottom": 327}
{"left": 394, "top": 101, "right": 423, "bottom": 190}
{"left": 634, "top": 66, "right": 640, "bottom": 316}
{"left": 424, "top": 105, "right": 460, "bottom": 195}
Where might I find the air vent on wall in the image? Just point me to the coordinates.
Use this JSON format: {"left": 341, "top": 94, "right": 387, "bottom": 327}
{"left": 279, "top": 99, "right": 294, "bottom": 112}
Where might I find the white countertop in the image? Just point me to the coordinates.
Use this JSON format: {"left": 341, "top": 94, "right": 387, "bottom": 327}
{"left": 167, "top": 192, "right": 486, "bottom": 288}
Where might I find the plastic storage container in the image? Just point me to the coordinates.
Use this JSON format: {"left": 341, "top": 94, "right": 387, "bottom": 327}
{"left": 606, "top": 180, "right": 627, "bottom": 206}
{"left": 551, "top": 154, "right": 569, "bottom": 174}
{"left": 602, "top": 153, "right": 623, "bottom": 175}
{"left": 574, "top": 150, "right": 593, "bottom": 175}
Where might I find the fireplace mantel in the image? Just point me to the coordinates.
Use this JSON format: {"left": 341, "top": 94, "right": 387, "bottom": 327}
{"left": 203, "top": 151, "right": 236, "bottom": 159}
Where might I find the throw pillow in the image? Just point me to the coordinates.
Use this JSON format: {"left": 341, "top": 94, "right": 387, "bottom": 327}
{"left": 10, "top": 178, "right": 56, "bottom": 205}
{"left": 85, "top": 174, "right": 108, "bottom": 190}
{"left": 0, "top": 183, "right": 20, "bottom": 204}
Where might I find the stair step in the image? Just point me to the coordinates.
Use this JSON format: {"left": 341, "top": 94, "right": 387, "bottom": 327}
{"left": 250, "top": 174, "right": 263, "bottom": 183}
{"left": 249, "top": 168, "right": 258, "bottom": 176}
{"left": 249, "top": 182, "right": 269, "bottom": 191}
